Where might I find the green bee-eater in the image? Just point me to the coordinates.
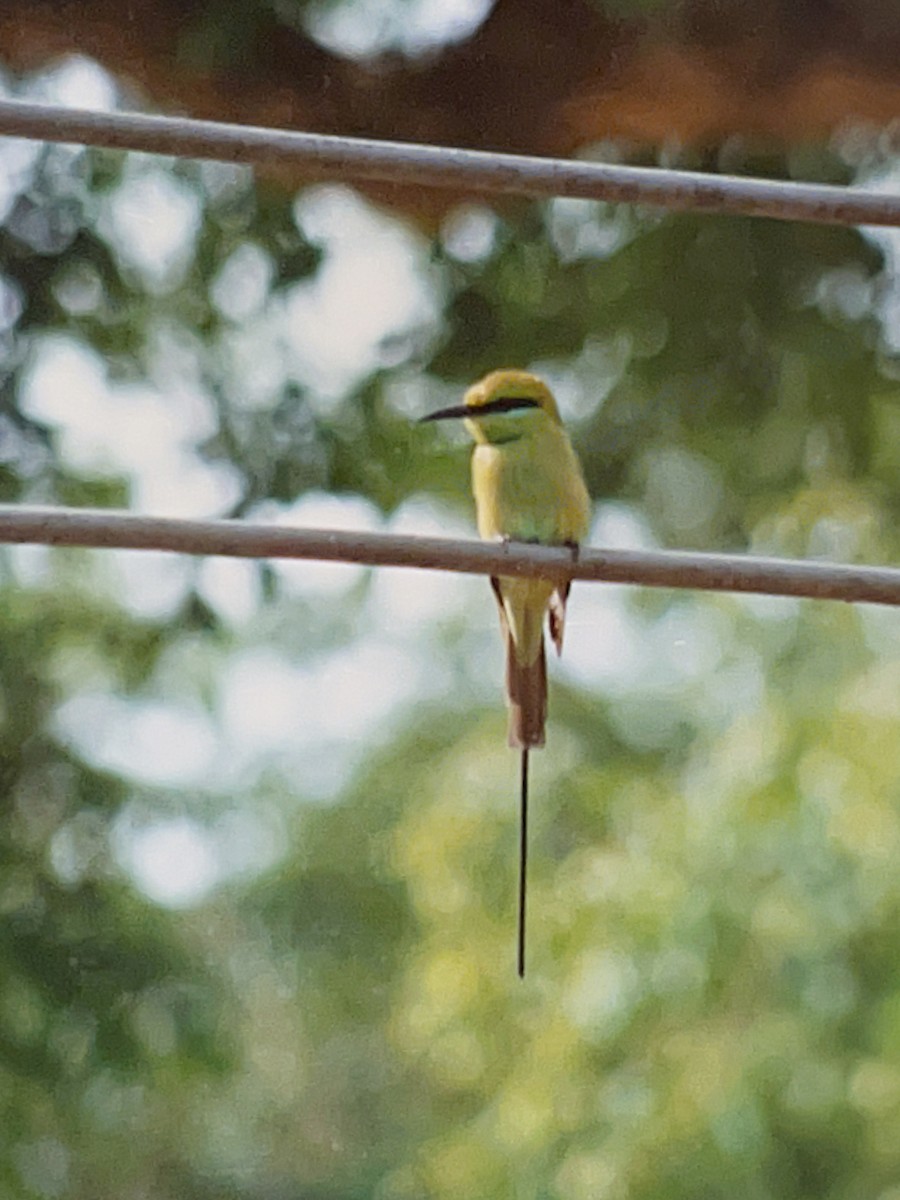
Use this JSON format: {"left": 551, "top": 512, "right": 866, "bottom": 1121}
{"left": 423, "top": 369, "right": 591, "bottom": 975}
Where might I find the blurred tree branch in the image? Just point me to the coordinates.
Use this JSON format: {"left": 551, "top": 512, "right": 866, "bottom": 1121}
{"left": 4, "top": 0, "right": 900, "bottom": 221}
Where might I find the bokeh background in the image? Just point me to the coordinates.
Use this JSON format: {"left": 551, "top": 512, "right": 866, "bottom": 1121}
{"left": 4, "top": 1, "right": 900, "bottom": 1197}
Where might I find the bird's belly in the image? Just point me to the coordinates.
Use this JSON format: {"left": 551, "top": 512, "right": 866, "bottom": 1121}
{"left": 473, "top": 445, "right": 582, "bottom": 544}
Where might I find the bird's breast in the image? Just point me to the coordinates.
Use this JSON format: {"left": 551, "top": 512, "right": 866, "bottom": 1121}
{"left": 471, "top": 438, "right": 589, "bottom": 544}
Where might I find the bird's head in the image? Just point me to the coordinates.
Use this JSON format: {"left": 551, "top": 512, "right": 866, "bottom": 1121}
{"left": 421, "top": 369, "right": 561, "bottom": 445}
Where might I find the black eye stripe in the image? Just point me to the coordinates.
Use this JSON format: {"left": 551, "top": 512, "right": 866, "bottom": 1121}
{"left": 474, "top": 396, "right": 541, "bottom": 417}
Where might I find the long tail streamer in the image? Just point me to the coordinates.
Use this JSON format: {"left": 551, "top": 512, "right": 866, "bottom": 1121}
{"left": 518, "top": 748, "right": 529, "bottom": 978}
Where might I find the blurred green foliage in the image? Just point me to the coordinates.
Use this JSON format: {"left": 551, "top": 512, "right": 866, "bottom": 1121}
{"left": 5, "top": 17, "right": 900, "bottom": 1200}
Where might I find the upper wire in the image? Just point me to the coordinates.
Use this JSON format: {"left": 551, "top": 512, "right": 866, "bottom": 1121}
{"left": 0, "top": 98, "right": 899, "bottom": 227}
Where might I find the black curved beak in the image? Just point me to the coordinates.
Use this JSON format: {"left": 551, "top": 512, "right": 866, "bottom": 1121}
{"left": 419, "top": 404, "right": 472, "bottom": 423}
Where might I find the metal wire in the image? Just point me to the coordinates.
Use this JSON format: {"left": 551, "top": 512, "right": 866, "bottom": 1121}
{"left": 0, "top": 98, "right": 899, "bottom": 227}
{"left": 1, "top": 102, "right": 898, "bottom": 610}
{"left": 2, "top": 505, "right": 900, "bottom": 607}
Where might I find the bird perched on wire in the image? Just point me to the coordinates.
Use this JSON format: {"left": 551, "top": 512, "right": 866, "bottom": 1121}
{"left": 421, "top": 368, "right": 591, "bottom": 976}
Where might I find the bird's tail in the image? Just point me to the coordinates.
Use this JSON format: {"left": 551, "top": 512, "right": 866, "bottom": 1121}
{"left": 505, "top": 630, "right": 547, "bottom": 749}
